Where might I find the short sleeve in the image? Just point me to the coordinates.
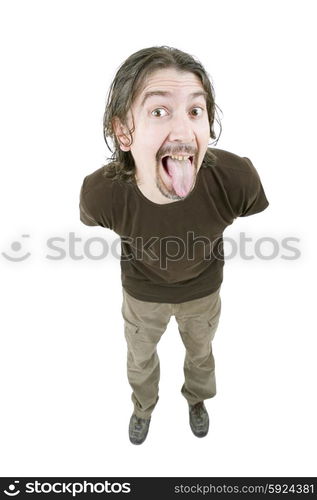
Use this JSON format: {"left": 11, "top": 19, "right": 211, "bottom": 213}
{"left": 237, "top": 157, "right": 269, "bottom": 217}
{"left": 79, "top": 181, "right": 98, "bottom": 226}
{"left": 79, "top": 172, "right": 113, "bottom": 228}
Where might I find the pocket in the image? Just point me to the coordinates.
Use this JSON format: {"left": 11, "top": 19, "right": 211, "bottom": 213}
{"left": 207, "top": 315, "right": 220, "bottom": 341}
{"left": 207, "top": 294, "right": 221, "bottom": 334}
{"left": 123, "top": 319, "right": 139, "bottom": 352}
{"left": 124, "top": 318, "right": 139, "bottom": 337}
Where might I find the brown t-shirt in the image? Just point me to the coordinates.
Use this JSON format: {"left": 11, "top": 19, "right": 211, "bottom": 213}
{"left": 79, "top": 147, "right": 269, "bottom": 303}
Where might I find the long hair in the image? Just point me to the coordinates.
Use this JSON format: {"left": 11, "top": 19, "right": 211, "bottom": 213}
{"left": 102, "top": 46, "right": 222, "bottom": 182}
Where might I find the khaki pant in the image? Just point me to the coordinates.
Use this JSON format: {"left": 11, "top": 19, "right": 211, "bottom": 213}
{"left": 121, "top": 287, "right": 222, "bottom": 419}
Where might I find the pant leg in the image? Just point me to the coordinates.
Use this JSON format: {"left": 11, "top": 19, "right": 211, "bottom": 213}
{"left": 121, "top": 288, "right": 171, "bottom": 418}
{"left": 174, "top": 287, "right": 222, "bottom": 405}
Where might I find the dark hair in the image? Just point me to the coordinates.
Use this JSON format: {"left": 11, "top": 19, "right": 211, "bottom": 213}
{"left": 102, "top": 46, "right": 222, "bottom": 182}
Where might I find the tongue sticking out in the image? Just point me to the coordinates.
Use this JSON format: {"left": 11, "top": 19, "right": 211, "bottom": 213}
{"left": 165, "top": 156, "right": 195, "bottom": 197}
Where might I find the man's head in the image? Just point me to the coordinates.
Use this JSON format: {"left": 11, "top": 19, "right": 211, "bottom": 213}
{"left": 103, "top": 46, "right": 221, "bottom": 200}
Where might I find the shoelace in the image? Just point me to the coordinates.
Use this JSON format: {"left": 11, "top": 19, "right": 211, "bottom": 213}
{"left": 131, "top": 416, "right": 149, "bottom": 436}
{"left": 191, "top": 403, "right": 207, "bottom": 425}
{"left": 192, "top": 402, "right": 204, "bottom": 416}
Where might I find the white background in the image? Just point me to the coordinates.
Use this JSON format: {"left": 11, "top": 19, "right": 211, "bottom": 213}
{"left": 0, "top": 0, "right": 316, "bottom": 477}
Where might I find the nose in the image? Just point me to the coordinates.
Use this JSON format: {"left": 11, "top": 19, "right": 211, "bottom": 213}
{"left": 167, "top": 111, "right": 195, "bottom": 144}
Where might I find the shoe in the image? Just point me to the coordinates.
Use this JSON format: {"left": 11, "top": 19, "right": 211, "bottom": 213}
{"left": 129, "top": 413, "right": 151, "bottom": 445}
{"left": 189, "top": 402, "right": 209, "bottom": 437}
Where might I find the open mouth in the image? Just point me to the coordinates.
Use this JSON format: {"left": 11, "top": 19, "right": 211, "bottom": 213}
{"left": 161, "top": 155, "right": 194, "bottom": 176}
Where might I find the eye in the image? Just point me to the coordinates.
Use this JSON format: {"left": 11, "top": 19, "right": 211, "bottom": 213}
{"left": 151, "top": 108, "right": 167, "bottom": 117}
{"left": 191, "top": 107, "right": 204, "bottom": 117}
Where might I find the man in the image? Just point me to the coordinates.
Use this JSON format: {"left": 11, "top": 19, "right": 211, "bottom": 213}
{"left": 79, "top": 46, "right": 269, "bottom": 445}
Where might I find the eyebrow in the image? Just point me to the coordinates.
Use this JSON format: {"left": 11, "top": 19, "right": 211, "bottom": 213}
{"left": 140, "top": 90, "right": 208, "bottom": 107}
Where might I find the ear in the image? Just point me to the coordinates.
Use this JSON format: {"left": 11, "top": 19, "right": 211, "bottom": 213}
{"left": 112, "top": 117, "right": 131, "bottom": 151}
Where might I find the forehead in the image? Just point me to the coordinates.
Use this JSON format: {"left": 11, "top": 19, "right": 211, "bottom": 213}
{"left": 134, "top": 67, "right": 206, "bottom": 105}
